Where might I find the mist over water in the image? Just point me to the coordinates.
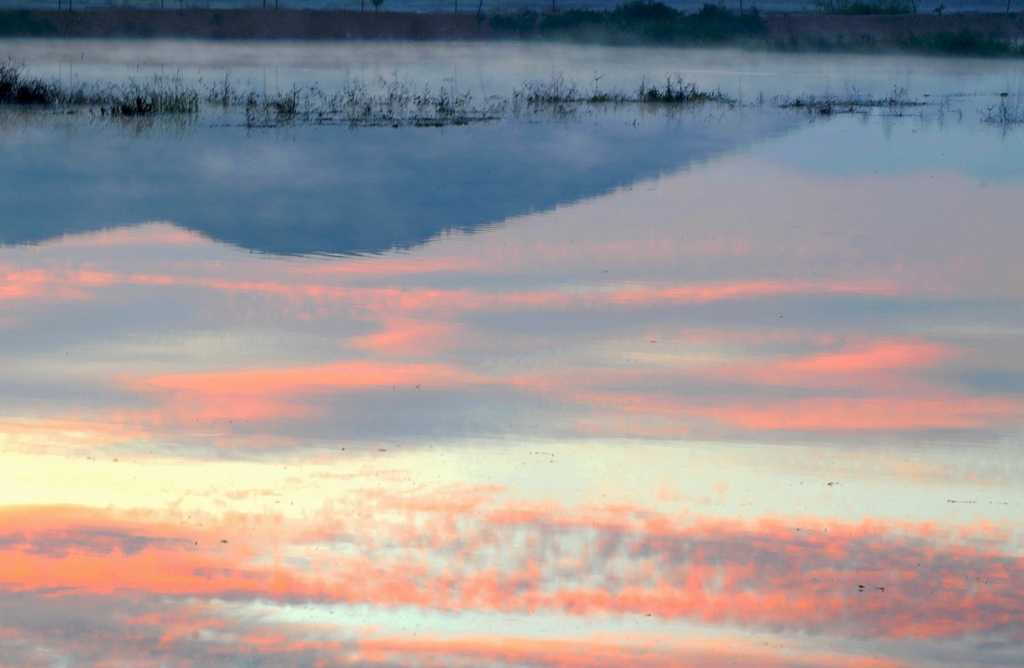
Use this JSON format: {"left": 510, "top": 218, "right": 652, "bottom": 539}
{"left": 4, "top": 38, "right": 1022, "bottom": 103}
{"left": 1, "top": 41, "right": 1023, "bottom": 667}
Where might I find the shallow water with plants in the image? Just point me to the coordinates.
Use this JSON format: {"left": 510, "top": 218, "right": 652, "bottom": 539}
{"left": 1, "top": 40, "right": 1024, "bottom": 667}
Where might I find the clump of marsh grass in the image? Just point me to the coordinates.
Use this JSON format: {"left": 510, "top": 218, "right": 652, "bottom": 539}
{"left": 243, "top": 88, "right": 300, "bottom": 127}
{"left": 0, "top": 59, "right": 62, "bottom": 105}
{"left": 512, "top": 73, "right": 734, "bottom": 112}
{"left": 205, "top": 73, "right": 236, "bottom": 108}
{"left": 103, "top": 76, "right": 201, "bottom": 117}
{"left": 775, "top": 86, "right": 922, "bottom": 116}
{"left": 513, "top": 73, "right": 592, "bottom": 104}
{"left": 2, "top": 62, "right": 200, "bottom": 116}
{"left": 241, "top": 77, "right": 498, "bottom": 129}
{"left": 511, "top": 74, "right": 597, "bottom": 118}
{"left": 636, "top": 75, "right": 733, "bottom": 104}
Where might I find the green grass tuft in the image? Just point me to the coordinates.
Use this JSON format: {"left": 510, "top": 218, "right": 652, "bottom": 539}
{"left": 106, "top": 76, "right": 201, "bottom": 117}
{"left": 636, "top": 76, "right": 734, "bottom": 104}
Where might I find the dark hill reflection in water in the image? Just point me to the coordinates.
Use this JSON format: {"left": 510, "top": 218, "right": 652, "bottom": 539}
{"left": 0, "top": 109, "right": 797, "bottom": 255}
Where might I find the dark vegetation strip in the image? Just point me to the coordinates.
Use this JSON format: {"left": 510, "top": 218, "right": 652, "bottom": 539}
{"left": 773, "top": 85, "right": 923, "bottom": 115}
{"left": 490, "top": 2, "right": 768, "bottom": 45}
{"left": 1, "top": 4, "right": 1024, "bottom": 57}
{"left": 769, "top": 30, "right": 1024, "bottom": 56}
{"left": 494, "top": 2, "right": 1024, "bottom": 56}
{"left": 812, "top": 0, "right": 919, "bottom": 15}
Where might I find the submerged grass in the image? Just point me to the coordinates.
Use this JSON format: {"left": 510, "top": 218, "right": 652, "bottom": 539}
{"left": 775, "top": 86, "right": 923, "bottom": 116}
{"left": 239, "top": 77, "right": 495, "bottom": 128}
{"left": 512, "top": 73, "right": 734, "bottom": 107}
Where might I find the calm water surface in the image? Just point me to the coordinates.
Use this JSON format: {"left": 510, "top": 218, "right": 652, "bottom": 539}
{"left": 1, "top": 43, "right": 1024, "bottom": 667}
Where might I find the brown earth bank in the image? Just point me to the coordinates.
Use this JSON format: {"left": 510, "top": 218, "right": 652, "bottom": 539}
{"left": 1, "top": 7, "right": 1023, "bottom": 42}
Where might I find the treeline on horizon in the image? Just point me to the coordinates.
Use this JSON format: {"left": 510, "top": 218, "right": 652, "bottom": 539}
{"left": 489, "top": 1, "right": 1023, "bottom": 54}
{"left": 489, "top": 2, "right": 768, "bottom": 44}
{"left": 0, "top": 0, "right": 1022, "bottom": 56}
{"left": 488, "top": 1, "right": 1023, "bottom": 55}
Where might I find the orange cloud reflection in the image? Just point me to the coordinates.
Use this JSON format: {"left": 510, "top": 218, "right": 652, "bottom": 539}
{"left": 2, "top": 501, "right": 1021, "bottom": 642}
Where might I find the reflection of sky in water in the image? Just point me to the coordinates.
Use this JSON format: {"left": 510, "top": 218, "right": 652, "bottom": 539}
{"left": 1, "top": 47, "right": 1024, "bottom": 667}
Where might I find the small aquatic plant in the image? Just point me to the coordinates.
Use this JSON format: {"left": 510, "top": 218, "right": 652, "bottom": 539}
{"left": 982, "top": 93, "right": 1024, "bottom": 127}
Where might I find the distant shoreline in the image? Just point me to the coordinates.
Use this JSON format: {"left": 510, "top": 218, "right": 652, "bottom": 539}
{"left": 1, "top": 7, "right": 1023, "bottom": 54}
